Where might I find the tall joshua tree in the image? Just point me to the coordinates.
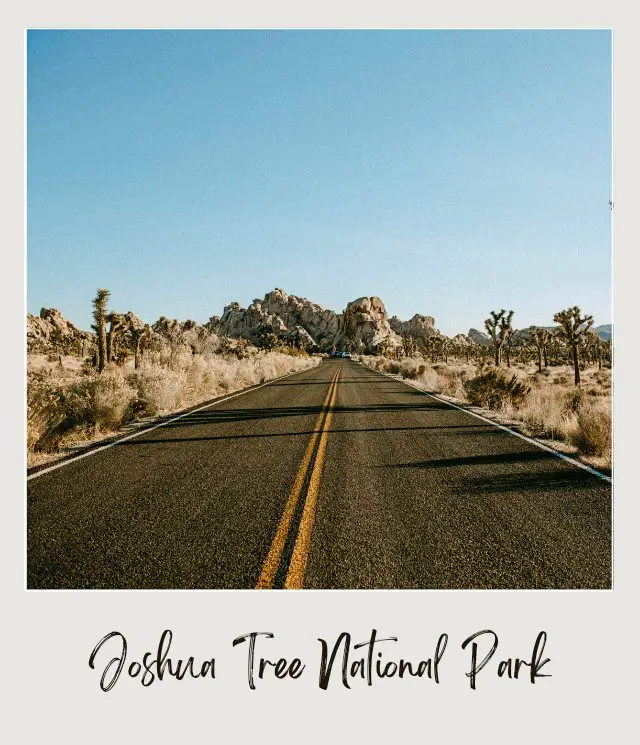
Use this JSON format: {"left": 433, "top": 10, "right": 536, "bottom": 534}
{"left": 91, "top": 288, "right": 110, "bottom": 373}
{"left": 553, "top": 306, "right": 593, "bottom": 386}
{"left": 484, "top": 309, "right": 514, "bottom": 367}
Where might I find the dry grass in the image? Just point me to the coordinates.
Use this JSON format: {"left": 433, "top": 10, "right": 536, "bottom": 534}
{"left": 359, "top": 355, "right": 476, "bottom": 398}
{"left": 359, "top": 356, "right": 612, "bottom": 469}
{"left": 570, "top": 398, "right": 612, "bottom": 457}
{"left": 27, "top": 349, "right": 320, "bottom": 467}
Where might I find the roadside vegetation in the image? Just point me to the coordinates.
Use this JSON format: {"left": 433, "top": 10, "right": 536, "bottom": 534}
{"left": 27, "top": 293, "right": 611, "bottom": 473}
{"left": 358, "top": 305, "right": 612, "bottom": 470}
{"left": 27, "top": 290, "right": 319, "bottom": 468}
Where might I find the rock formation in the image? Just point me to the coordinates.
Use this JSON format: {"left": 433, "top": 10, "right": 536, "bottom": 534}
{"left": 28, "top": 290, "right": 446, "bottom": 358}
{"left": 27, "top": 308, "right": 94, "bottom": 354}
{"left": 205, "top": 290, "right": 403, "bottom": 353}
{"left": 467, "top": 328, "right": 493, "bottom": 347}
{"left": 338, "top": 296, "right": 402, "bottom": 353}
{"left": 389, "top": 313, "right": 438, "bottom": 346}
{"left": 261, "top": 288, "right": 341, "bottom": 346}
{"left": 451, "top": 333, "right": 474, "bottom": 346}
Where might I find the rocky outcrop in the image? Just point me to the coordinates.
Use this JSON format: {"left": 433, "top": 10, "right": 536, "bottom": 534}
{"left": 389, "top": 313, "right": 437, "bottom": 346}
{"left": 207, "top": 298, "right": 289, "bottom": 345}
{"left": 338, "top": 296, "right": 401, "bottom": 353}
{"left": 451, "top": 333, "right": 474, "bottom": 346}
{"left": 27, "top": 308, "right": 94, "bottom": 354}
{"left": 28, "top": 290, "right": 438, "bottom": 358}
{"left": 261, "top": 288, "right": 341, "bottom": 348}
{"left": 206, "top": 290, "right": 403, "bottom": 353}
{"left": 467, "top": 328, "right": 492, "bottom": 347}
{"left": 124, "top": 311, "right": 146, "bottom": 331}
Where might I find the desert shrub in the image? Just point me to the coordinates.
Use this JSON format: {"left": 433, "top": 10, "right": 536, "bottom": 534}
{"left": 567, "top": 388, "right": 583, "bottom": 412}
{"left": 131, "top": 364, "right": 183, "bottom": 414}
{"left": 417, "top": 365, "right": 443, "bottom": 392}
{"left": 28, "top": 350, "right": 319, "bottom": 458}
{"left": 361, "top": 354, "right": 478, "bottom": 396}
{"left": 384, "top": 361, "right": 402, "bottom": 375}
{"left": 402, "top": 364, "right": 425, "bottom": 380}
{"left": 593, "top": 370, "right": 611, "bottom": 387}
{"left": 512, "top": 387, "right": 577, "bottom": 440}
{"left": 570, "top": 399, "right": 612, "bottom": 457}
{"left": 92, "top": 370, "right": 137, "bottom": 429}
{"left": 464, "top": 369, "right": 530, "bottom": 410}
{"left": 434, "top": 364, "right": 474, "bottom": 398}
{"left": 28, "top": 376, "right": 97, "bottom": 451}
{"left": 27, "top": 370, "right": 137, "bottom": 452}
{"left": 275, "top": 345, "right": 311, "bottom": 357}
{"left": 27, "top": 375, "right": 69, "bottom": 451}
{"left": 129, "top": 351, "right": 318, "bottom": 418}
{"left": 553, "top": 374, "right": 571, "bottom": 386}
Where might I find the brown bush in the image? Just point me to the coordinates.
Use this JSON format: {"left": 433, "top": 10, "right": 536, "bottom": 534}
{"left": 570, "top": 400, "right": 612, "bottom": 457}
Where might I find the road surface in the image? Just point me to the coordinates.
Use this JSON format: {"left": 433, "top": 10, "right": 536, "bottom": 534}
{"left": 27, "top": 359, "right": 612, "bottom": 589}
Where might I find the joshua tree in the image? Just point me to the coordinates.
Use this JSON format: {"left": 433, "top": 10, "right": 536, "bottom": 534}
{"left": 402, "top": 336, "right": 415, "bottom": 358}
{"left": 91, "top": 288, "right": 110, "bottom": 373}
{"left": 484, "top": 309, "right": 514, "bottom": 367}
{"left": 106, "top": 312, "right": 127, "bottom": 363}
{"left": 532, "top": 328, "right": 551, "bottom": 373}
{"left": 553, "top": 306, "right": 594, "bottom": 386}
{"left": 153, "top": 316, "right": 183, "bottom": 346}
{"left": 547, "top": 331, "right": 563, "bottom": 366}
{"left": 130, "top": 323, "right": 154, "bottom": 369}
{"left": 442, "top": 337, "right": 450, "bottom": 363}
{"left": 503, "top": 327, "right": 515, "bottom": 368}
{"left": 580, "top": 329, "right": 604, "bottom": 369}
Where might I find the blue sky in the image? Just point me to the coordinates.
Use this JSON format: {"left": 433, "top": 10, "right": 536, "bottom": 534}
{"left": 27, "top": 30, "right": 611, "bottom": 336}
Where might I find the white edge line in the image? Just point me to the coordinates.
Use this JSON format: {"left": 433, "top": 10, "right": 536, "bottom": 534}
{"left": 370, "top": 366, "right": 611, "bottom": 484}
{"left": 27, "top": 363, "right": 320, "bottom": 481}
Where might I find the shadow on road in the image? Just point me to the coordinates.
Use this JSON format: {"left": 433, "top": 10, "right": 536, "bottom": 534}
{"left": 385, "top": 450, "right": 558, "bottom": 469}
{"left": 457, "top": 468, "right": 610, "bottom": 493}
{"left": 382, "top": 450, "right": 611, "bottom": 485}
{"left": 147, "top": 398, "right": 458, "bottom": 430}
{"left": 114, "top": 422, "right": 506, "bottom": 446}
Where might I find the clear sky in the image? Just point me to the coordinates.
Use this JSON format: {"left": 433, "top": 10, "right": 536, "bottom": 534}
{"left": 27, "top": 30, "right": 611, "bottom": 336}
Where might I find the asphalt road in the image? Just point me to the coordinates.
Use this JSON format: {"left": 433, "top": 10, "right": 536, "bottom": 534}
{"left": 27, "top": 359, "right": 612, "bottom": 589}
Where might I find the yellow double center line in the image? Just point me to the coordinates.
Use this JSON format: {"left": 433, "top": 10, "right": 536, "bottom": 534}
{"left": 257, "top": 367, "right": 340, "bottom": 589}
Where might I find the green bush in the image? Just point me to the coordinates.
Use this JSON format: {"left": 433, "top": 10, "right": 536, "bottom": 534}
{"left": 463, "top": 369, "right": 530, "bottom": 410}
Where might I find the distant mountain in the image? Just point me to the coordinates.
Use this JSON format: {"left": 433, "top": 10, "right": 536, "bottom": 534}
{"left": 467, "top": 328, "right": 492, "bottom": 346}
{"left": 593, "top": 324, "right": 612, "bottom": 341}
